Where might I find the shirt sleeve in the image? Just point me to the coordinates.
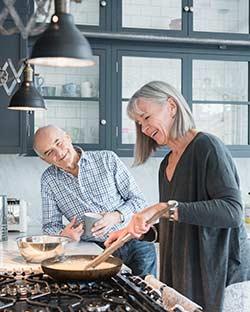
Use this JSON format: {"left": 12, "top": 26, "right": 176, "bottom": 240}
{"left": 108, "top": 151, "right": 147, "bottom": 223}
{"left": 178, "top": 137, "right": 243, "bottom": 228}
{"left": 41, "top": 174, "right": 64, "bottom": 234}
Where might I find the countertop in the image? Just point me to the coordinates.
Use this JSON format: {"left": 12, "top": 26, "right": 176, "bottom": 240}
{"left": 1, "top": 225, "right": 249, "bottom": 272}
{"left": 0, "top": 233, "right": 104, "bottom": 272}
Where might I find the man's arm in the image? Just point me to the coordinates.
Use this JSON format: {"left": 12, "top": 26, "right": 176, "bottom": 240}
{"left": 41, "top": 178, "right": 84, "bottom": 241}
{"left": 41, "top": 179, "right": 64, "bottom": 235}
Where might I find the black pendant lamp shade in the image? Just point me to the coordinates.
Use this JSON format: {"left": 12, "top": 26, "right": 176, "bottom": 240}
{"left": 28, "top": 1, "right": 95, "bottom": 67}
{"left": 8, "top": 63, "right": 46, "bottom": 111}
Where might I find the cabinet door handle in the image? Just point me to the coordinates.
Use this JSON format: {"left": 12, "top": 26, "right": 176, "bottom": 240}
{"left": 100, "top": 0, "right": 107, "bottom": 7}
{"left": 190, "top": 6, "right": 193, "bottom": 12}
{"left": 100, "top": 119, "right": 107, "bottom": 125}
{"left": 183, "top": 6, "right": 190, "bottom": 12}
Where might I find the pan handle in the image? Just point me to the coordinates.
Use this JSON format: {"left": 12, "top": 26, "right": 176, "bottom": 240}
{"left": 84, "top": 203, "right": 169, "bottom": 270}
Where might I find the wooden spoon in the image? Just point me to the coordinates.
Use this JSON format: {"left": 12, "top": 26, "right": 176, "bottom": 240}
{"left": 84, "top": 205, "right": 169, "bottom": 270}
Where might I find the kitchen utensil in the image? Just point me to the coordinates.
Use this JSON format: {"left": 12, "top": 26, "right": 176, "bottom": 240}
{"left": 41, "top": 254, "right": 122, "bottom": 281}
{"left": 0, "top": 195, "right": 8, "bottom": 242}
{"left": 16, "top": 235, "right": 71, "bottom": 263}
{"left": 84, "top": 205, "right": 169, "bottom": 270}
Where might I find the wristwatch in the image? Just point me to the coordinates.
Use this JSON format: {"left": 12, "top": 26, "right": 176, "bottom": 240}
{"left": 167, "top": 200, "right": 178, "bottom": 221}
{"left": 115, "top": 209, "right": 125, "bottom": 223}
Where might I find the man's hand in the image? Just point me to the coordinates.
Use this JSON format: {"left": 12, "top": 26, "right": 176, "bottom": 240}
{"left": 60, "top": 216, "right": 84, "bottom": 242}
{"left": 91, "top": 211, "right": 121, "bottom": 237}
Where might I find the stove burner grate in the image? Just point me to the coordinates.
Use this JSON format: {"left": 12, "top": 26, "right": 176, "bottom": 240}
{"left": 0, "top": 271, "right": 166, "bottom": 312}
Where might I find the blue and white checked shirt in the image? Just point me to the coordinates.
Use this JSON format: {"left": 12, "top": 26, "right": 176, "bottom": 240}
{"left": 41, "top": 149, "right": 147, "bottom": 241}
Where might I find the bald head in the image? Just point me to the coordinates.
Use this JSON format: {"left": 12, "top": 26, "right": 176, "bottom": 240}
{"left": 33, "top": 125, "right": 66, "bottom": 157}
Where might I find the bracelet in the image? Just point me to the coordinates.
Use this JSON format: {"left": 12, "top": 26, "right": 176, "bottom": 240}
{"left": 167, "top": 200, "right": 178, "bottom": 222}
{"left": 150, "top": 225, "right": 158, "bottom": 243}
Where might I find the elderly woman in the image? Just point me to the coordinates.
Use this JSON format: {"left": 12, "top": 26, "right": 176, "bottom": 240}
{"left": 105, "top": 81, "right": 250, "bottom": 312}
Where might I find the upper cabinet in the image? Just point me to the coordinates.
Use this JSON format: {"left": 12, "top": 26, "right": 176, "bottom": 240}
{"left": 36, "top": 0, "right": 111, "bottom": 31}
{"left": 191, "top": 57, "right": 249, "bottom": 147}
{"left": 117, "top": 0, "right": 186, "bottom": 35}
{"left": 25, "top": 44, "right": 111, "bottom": 154}
{"left": 35, "top": 0, "right": 250, "bottom": 38}
{"left": 116, "top": 0, "right": 250, "bottom": 39}
{"left": 190, "top": 0, "right": 249, "bottom": 38}
{"left": 2, "top": 0, "right": 250, "bottom": 155}
{"left": 116, "top": 51, "right": 182, "bottom": 154}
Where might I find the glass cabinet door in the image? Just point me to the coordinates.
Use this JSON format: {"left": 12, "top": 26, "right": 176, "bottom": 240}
{"left": 121, "top": 0, "right": 183, "bottom": 32}
{"left": 34, "top": 51, "right": 105, "bottom": 147}
{"left": 35, "top": 0, "right": 108, "bottom": 30}
{"left": 192, "top": 0, "right": 249, "bottom": 34}
{"left": 192, "top": 58, "right": 249, "bottom": 145}
{"left": 119, "top": 53, "right": 182, "bottom": 147}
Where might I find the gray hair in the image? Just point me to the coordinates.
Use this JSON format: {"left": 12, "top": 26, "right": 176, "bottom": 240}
{"left": 127, "top": 81, "right": 195, "bottom": 165}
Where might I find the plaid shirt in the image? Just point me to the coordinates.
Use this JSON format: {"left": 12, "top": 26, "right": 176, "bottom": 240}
{"left": 41, "top": 149, "right": 147, "bottom": 241}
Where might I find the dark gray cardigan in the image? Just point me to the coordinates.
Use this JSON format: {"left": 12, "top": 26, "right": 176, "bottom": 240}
{"left": 149, "top": 132, "right": 250, "bottom": 312}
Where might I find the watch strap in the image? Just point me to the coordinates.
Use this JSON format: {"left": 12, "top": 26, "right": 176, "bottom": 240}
{"left": 115, "top": 209, "right": 125, "bottom": 223}
{"left": 167, "top": 200, "right": 178, "bottom": 221}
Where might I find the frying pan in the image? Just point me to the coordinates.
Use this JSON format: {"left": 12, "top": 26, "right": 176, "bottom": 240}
{"left": 41, "top": 254, "right": 122, "bottom": 281}
{"left": 41, "top": 203, "right": 170, "bottom": 281}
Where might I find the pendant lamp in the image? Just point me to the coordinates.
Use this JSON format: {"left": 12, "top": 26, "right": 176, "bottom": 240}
{"left": 8, "top": 63, "right": 46, "bottom": 111}
{"left": 28, "top": 0, "right": 95, "bottom": 67}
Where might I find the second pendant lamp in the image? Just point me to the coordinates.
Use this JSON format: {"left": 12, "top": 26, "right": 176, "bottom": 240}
{"left": 29, "top": 0, "right": 95, "bottom": 67}
{"left": 8, "top": 62, "right": 46, "bottom": 111}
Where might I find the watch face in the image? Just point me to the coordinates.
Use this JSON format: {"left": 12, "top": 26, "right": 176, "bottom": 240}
{"left": 168, "top": 200, "right": 178, "bottom": 207}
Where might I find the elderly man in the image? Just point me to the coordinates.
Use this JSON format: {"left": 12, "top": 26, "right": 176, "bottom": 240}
{"left": 33, "top": 125, "right": 156, "bottom": 277}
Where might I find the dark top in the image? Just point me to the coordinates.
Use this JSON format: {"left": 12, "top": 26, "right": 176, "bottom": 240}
{"left": 154, "top": 132, "right": 250, "bottom": 312}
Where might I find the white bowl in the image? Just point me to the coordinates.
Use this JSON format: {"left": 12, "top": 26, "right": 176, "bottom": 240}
{"left": 16, "top": 235, "right": 71, "bottom": 263}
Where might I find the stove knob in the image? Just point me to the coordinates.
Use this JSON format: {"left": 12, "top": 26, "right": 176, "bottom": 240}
{"left": 139, "top": 281, "right": 147, "bottom": 290}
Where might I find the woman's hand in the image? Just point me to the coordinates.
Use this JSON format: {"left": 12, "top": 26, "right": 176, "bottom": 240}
{"left": 104, "top": 212, "right": 151, "bottom": 247}
{"left": 60, "top": 216, "right": 84, "bottom": 242}
{"left": 104, "top": 228, "right": 128, "bottom": 247}
{"left": 104, "top": 202, "right": 168, "bottom": 247}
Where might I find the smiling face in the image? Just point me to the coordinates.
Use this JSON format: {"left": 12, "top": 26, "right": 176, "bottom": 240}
{"left": 134, "top": 97, "right": 177, "bottom": 146}
{"left": 34, "top": 126, "right": 78, "bottom": 170}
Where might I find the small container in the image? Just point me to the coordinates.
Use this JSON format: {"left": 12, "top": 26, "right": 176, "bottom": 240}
{"left": 0, "top": 195, "right": 8, "bottom": 241}
{"left": 7, "top": 198, "right": 28, "bottom": 232}
{"left": 16, "top": 235, "right": 71, "bottom": 263}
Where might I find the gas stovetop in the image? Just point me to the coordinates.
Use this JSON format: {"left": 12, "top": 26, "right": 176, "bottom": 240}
{"left": 0, "top": 270, "right": 166, "bottom": 312}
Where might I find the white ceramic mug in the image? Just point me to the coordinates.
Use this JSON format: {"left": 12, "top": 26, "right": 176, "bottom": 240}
{"left": 82, "top": 212, "right": 102, "bottom": 240}
{"left": 81, "top": 81, "right": 92, "bottom": 97}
